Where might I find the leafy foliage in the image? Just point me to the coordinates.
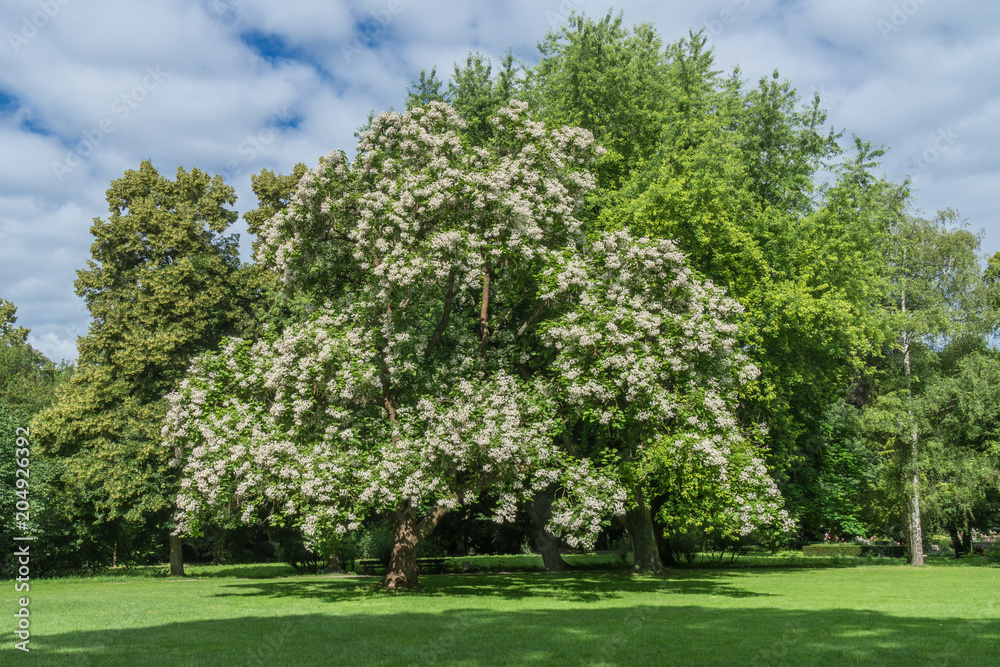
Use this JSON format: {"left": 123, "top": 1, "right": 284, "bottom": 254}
{"left": 31, "top": 161, "right": 253, "bottom": 569}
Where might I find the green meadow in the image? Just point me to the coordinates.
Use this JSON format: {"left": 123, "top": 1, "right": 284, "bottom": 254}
{"left": 6, "top": 560, "right": 1000, "bottom": 665}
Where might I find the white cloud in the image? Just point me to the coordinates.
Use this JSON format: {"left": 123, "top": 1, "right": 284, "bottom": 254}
{"left": 1, "top": 0, "right": 998, "bottom": 364}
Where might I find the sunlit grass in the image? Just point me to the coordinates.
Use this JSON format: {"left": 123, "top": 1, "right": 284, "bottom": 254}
{"left": 6, "top": 560, "right": 999, "bottom": 665}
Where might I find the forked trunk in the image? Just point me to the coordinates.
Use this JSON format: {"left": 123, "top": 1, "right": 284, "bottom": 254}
{"left": 651, "top": 495, "right": 677, "bottom": 567}
{"left": 382, "top": 502, "right": 449, "bottom": 590}
{"left": 948, "top": 525, "right": 971, "bottom": 558}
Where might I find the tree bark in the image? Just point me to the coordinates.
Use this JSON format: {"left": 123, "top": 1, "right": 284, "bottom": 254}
{"left": 901, "top": 285, "right": 924, "bottom": 567}
{"left": 948, "top": 525, "right": 971, "bottom": 558}
{"left": 324, "top": 548, "right": 343, "bottom": 574}
{"left": 169, "top": 533, "right": 185, "bottom": 577}
{"left": 650, "top": 496, "right": 677, "bottom": 568}
{"left": 623, "top": 488, "right": 662, "bottom": 573}
{"left": 526, "top": 484, "right": 568, "bottom": 571}
{"left": 383, "top": 502, "right": 449, "bottom": 590}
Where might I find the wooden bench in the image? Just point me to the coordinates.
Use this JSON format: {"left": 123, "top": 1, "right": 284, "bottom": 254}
{"left": 416, "top": 557, "right": 446, "bottom": 574}
{"left": 356, "top": 558, "right": 447, "bottom": 575}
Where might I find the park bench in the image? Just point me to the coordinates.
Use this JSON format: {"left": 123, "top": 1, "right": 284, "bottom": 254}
{"left": 356, "top": 557, "right": 447, "bottom": 575}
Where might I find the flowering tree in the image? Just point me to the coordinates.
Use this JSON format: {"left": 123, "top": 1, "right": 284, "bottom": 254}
{"left": 539, "top": 230, "right": 794, "bottom": 568}
{"left": 164, "top": 101, "right": 792, "bottom": 587}
{"left": 165, "top": 102, "right": 624, "bottom": 589}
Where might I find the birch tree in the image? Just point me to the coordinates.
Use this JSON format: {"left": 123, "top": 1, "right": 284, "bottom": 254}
{"left": 883, "top": 209, "right": 991, "bottom": 565}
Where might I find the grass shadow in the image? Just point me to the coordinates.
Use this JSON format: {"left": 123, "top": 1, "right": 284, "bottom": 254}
{"left": 210, "top": 570, "right": 775, "bottom": 604}
{"left": 16, "top": 604, "right": 1000, "bottom": 665}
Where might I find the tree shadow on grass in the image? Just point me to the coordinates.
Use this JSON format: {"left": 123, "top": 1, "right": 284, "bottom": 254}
{"left": 211, "top": 570, "right": 775, "bottom": 604}
{"left": 17, "top": 604, "right": 1000, "bottom": 666}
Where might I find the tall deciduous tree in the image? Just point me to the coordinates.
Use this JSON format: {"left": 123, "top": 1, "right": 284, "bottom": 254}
{"left": 32, "top": 161, "right": 250, "bottom": 575}
{"left": 603, "top": 39, "right": 892, "bottom": 532}
{"left": 919, "top": 344, "right": 1000, "bottom": 556}
{"left": 880, "top": 209, "right": 993, "bottom": 565}
{"left": 531, "top": 11, "right": 671, "bottom": 199}
{"left": 167, "top": 102, "right": 618, "bottom": 590}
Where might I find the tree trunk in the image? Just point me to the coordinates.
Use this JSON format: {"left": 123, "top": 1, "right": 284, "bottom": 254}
{"left": 383, "top": 502, "right": 449, "bottom": 590}
{"left": 385, "top": 508, "right": 421, "bottom": 590}
{"left": 169, "top": 533, "right": 185, "bottom": 577}
{"left": 948, "top": 524, "right": 972, "bottom": 558}
{"left": 324, "top": 548, "right": 343, "bottom": 574}
{"left": 623, "top": 488, "right": 662, "bottom": 573}
{"left": 901, "top": 319, "right": 924, "bottom": 567}
{"left": 526, "top": 484, "right": 568, "bottom": 572}
{"left": 651, "top": 495, "right": 677, "bottom": 567}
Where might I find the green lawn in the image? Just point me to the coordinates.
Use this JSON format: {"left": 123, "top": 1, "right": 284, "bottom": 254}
{"left": 5, "top": 562, "right": 1000, "bottom": 665}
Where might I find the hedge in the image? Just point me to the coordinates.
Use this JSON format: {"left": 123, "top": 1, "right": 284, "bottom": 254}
{"left": 802, "top": 544, "right": 906, "bottom": 558}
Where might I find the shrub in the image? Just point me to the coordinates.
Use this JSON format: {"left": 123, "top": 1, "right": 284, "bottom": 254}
{"left": 356, "top": 522, "right": 394, "bottom": 563}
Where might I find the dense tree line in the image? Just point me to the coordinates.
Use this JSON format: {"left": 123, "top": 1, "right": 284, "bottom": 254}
{"left": 5, "top": 11, "right": 998, "bottom": 582}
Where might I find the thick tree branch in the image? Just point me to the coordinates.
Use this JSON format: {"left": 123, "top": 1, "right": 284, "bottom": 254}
{"left": 516, "top": 301, "right": 548, "bottom": 340}
{"left": 416, "top": 504, "right": 451, "bottom": 541}
{"left": 424, "top": 269, "right": 455, "bottom": 359}
{"left": 479, "top": 263, "right": 491, "bottom": 351}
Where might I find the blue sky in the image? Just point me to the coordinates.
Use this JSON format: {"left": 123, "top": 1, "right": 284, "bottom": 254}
{"left": 1, "top": 0, "right": 998, "bottom": 362}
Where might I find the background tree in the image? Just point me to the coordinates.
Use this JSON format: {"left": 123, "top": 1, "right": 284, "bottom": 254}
{"left": 0, "top": 302, "right": 75, "bottom": 576}
{"left": 32, "top": 161, "right": 253, "bottom": 575}
{"left": 601, "top": 39, "right": 893, "bottom": 536}
{"left": 0, "top": 298, "right": 30, "bottom": 344}
{"left": 1, "top": 299, "right": 73, "bottom": 415}
{"left": 874, "top": 209, "right": 995, "bottom": 564}
{"left": 918, "top": 344, "right": 1000, "bottom": 556}
{"left": 530, "top": 10, "right": 670, "bottom": 201}
{"left": 403, "top": 52, "right": 524, "bottom": 149}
